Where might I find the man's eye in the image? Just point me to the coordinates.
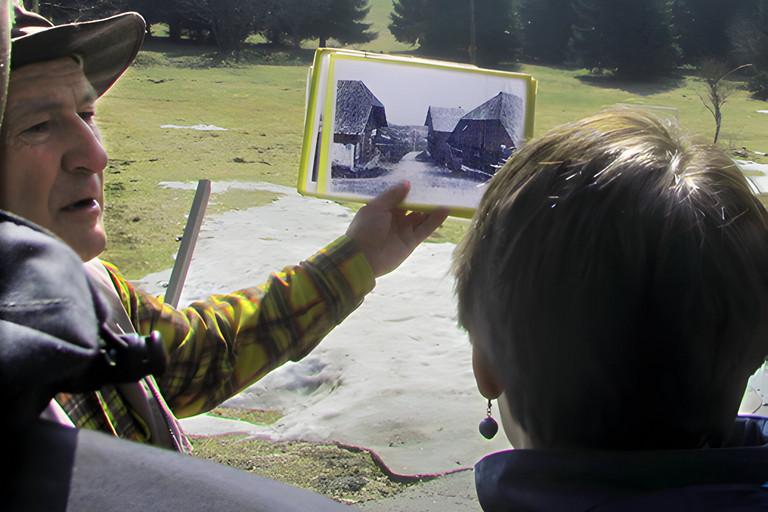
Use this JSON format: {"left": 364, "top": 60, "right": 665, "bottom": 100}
{"left": 79, "top": 111, "right": 95, "bottom": 123}
{"left": 22, "top": 121, "right": 50, "bottom": 135}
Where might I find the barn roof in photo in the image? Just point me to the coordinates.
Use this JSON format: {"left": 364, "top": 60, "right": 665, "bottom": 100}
{"left": 334, "top": 80, "right": 388, "bottom": 136}
{"left": 461, "top": 92, "right": 524, "bottom": 142}
{"left": 425, "top": 106, "right": 466, "bottom": 133}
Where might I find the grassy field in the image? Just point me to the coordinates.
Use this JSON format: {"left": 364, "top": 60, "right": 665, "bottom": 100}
{"left": 525, "top": 63, "right": 768, "bottom": 153}
{"left": 97, "top": 43, "right": 309, "bottom": 277}
{"left": 191, "top": 434, "right": 410, "bottom": 504}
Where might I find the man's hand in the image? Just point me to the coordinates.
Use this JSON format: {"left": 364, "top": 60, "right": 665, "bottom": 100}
{"left": 346, "top": 181, "right": 449, "bottom": 278}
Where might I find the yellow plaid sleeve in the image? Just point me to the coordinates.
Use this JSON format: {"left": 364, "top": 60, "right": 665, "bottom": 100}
{"left": 102, "top": 235, "right": 374, "bottom": 418}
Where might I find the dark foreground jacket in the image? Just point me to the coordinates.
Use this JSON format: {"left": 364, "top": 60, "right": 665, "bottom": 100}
{"left": 476, "top": 416, "right": 768, "bottom": 511}
{"left": 0, "top": 210, "right": 122, "bottom": 427}
{"left": 0, "top": 211, "right": 355, "bottom": 512}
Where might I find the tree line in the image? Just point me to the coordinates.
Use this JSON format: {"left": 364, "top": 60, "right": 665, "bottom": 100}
{"left": 35, "top": 0, "right": 376, "bottom": 55}
{"left": 392, "top": 1, "right": 767, "bottom": 81}
{"left": 32, "top": 0, "right": 768, "bottom": 96}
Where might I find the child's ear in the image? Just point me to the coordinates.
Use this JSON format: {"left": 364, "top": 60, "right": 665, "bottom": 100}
{"left": 472, "top": 342, "right": 504, "bottom": 400}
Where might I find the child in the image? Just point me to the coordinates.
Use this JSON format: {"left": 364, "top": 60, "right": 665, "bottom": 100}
{"left": 454, "top": 110, "right": 768, "bottom": 510}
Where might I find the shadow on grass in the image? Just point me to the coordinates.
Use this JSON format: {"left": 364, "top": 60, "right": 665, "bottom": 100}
{"left": 380, "top": 46, "right": 526, "bottom": 71}
{"left": 139, "top": 37, "right": 317, "bottom": 68}
{"left": 576, "top": 71, "right": 685, "bottom": 96}
{"left": 139, "top": 38, "right": 531, "bottom": 72}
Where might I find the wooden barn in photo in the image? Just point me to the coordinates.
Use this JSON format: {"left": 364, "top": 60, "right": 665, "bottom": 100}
{"left": 424, "top": 106, "right": 466, "bottom": 168}
{"left": 332, "top": 80, "right": 388, "bottom": 171}
{"left": 448, "top": 92, "right": 523, "bottom": 172}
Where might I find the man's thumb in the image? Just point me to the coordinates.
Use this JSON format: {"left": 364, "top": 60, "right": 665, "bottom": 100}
{"left": 367, "top": 181, "right": 410, "bottom": 210}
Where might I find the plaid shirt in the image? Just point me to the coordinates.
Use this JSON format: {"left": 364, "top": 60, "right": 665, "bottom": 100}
{"left": 57, "top": 235, "right": 374, "bottom": 444}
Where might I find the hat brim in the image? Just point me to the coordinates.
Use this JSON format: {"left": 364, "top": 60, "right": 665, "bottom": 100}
{"left": 11, "top": 12, "right": 146, "bottom": 97}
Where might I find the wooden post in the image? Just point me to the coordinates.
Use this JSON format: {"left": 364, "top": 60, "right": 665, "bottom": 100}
{"left": 164, "top": 179, "right": 211, "bottom": 308}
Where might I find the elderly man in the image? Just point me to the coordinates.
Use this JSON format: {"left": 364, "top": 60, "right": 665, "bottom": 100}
{"left": 1, "top": 4, "right": 447, "bottom": 451}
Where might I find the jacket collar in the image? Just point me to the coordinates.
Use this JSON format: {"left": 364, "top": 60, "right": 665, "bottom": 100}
{"left": 475, "top": 416, "right": 768, "bottom": 511}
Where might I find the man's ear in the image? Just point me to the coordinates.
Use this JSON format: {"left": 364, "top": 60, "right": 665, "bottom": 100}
{"left": 472, "top": 342, "right": 503, "bottom": 400}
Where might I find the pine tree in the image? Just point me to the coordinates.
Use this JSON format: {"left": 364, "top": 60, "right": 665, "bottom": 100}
{"left": 166, "top": 0, "right": 263, "bottom": 54}
{"left": 730, "top": 0, "right": 768, "bottom": 99}
{"left": 672, "top": 0, "right": 738, "bottom": 64}
{"left": 389, "top": 0, "right": 521, "bottom": 66}
{"left": 571, "top": 0, "right": 679, "bottom": 79}
{"left": 259, "top": 0, "right": 313, "bottom": 47}
{"left": 520, "top": 0, "right": 576, "bottom": 64}
{"left": 733, "top": 0, "right": 768, "bottom": 69}
{"left": 311, "top": 0, "right": 377, "bottom": 48}
{"left": 475, "top": 0, "right": 522, "bottom": 66}
{"left": 388, "top": 0, "right": 427, "bottom": 46}
{"left": 259, "top": 0, "right": 375, "bottom": 48}
{"left": 418, "top": 0, "right": 469, "bottom": 57}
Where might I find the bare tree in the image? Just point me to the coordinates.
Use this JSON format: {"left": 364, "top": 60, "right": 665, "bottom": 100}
{"left": 699, "top": 60, "right": 752, "bottom": 144}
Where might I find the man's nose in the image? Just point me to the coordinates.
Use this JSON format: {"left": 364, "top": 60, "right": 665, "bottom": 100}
{"left": 62, "top": 117, "right": 108, "bottom": 175}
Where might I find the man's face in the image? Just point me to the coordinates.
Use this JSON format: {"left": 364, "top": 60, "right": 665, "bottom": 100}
{"left": 0, "top": 57, "right": 108, "bottom": 261}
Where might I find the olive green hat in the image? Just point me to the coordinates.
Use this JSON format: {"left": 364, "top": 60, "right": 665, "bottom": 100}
{"left": 11, "top": 3, "right": 145, "bottom": 97}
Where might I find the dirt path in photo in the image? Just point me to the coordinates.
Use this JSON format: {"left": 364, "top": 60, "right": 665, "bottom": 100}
{"left": 332, "top": 152, "right": 486, "bottom": 209}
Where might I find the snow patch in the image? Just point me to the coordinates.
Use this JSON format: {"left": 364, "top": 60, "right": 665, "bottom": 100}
{"left": 160, "top": 124, "right": 228, "bottom": 131}
{"left": 138, "top": 183, "right": 510, "bottom": 474}
{"left": 150, "top": 179, "right": 768, "bottom": 474}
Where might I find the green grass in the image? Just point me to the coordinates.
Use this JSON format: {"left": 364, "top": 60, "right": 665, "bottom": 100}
{"left": 207, "top": 406, "right": 282, "bottom": 425}
{"left": 190, "top": 435, "right": 410, "bottom": 504}
{"left": 192, "top": 406, "right": 413, "bottom": 503}
{"left": 518, "top": 63, "right": 768, "bottom": 150}
{"left": 97, "top": 57, "right": 308, "bottom": 277}
{"left": 207, "top": 189, "right": 279, "bottom": 215}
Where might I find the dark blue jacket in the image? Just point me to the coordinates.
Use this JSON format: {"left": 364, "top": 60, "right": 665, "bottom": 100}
{"left": 476, "top": 416, "right": 768, "bottom": 511}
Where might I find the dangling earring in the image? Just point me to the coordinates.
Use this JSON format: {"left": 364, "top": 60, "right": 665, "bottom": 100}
{"left": 479, "top": 399, "right": 499, "bottom": 439}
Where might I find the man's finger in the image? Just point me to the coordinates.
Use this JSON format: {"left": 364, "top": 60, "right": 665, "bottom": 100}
{"left": 404, "top": 210, "right": 428, "bottom": 225}
{"left": 367, "top": 181, "right": 411, "bottom": 210}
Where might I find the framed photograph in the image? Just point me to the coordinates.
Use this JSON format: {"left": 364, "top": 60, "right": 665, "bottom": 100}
{"left": 298, "top": 49, "right": 537, "bottom": 217}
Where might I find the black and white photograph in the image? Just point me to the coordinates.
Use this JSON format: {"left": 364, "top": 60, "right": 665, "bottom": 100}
{"left": 325, "top": 55, "right": 532, "bottom": 209}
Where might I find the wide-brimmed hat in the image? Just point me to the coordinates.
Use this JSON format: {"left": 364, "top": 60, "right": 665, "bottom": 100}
{"left": 11, "top": 4, "right": 145, "bottom": 97}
